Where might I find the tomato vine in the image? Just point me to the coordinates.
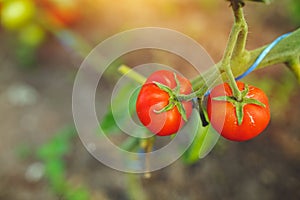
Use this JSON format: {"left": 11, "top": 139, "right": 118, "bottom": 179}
{"left": 111, "top": 0, "right": 300, "bottom": 166}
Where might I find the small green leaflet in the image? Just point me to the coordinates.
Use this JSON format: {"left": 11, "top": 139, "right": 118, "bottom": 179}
{"left": 37, "top": 126, "right": 76, "bottom": 160}
{"left": 182, "top": 122, "right": 219, "bottom": 164}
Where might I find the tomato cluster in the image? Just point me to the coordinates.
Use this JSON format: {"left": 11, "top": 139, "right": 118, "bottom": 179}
{"left": 136, "top": 70, "right": 270, "bottom": 142}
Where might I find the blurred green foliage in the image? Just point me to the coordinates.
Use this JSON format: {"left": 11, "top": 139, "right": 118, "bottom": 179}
{"left": 183, "top": 123, "right": 219, "bottom": 164}
{"left": 288, "top": 0, "right": 300, "bottom": 25}
{"left": 245, "top": 69, "right": 298, "bottom": 117}
{"left": 36, "top": 126, "right": 91, "bottom": 200}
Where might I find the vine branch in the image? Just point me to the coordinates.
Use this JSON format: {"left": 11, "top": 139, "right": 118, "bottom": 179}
{"left": 219, "top": 0, "right": 248, "bottom": 101}
{"left": 192, "top": 26, "right": 300, "bottom": 91}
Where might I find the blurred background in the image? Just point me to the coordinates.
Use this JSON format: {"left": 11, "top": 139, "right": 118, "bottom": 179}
{"left": 0, "top": 0, "right": 299, "bottom": 199}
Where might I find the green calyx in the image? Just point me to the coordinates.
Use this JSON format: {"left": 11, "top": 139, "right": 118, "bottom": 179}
{"left": 213, "top": 84, "right": 266, "bottom": 125}
{"left": 152, "top": 73, "right": 189, "bottom": 121}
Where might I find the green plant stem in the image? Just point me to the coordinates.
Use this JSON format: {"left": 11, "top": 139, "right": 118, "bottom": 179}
{"left": 139, "top": 137, "right": 155, "bottom": 178}
{"left": 192, "top": 28, "right": 300, "bottom": 90}
{"left": 287, "top": 57, "right": 300, "bottom": 83}
{"left": 125, "top": 174, "right": 148, "bottom": 200}
{"left": 225, "top": 67, "right": 242, "bottom": 100}
{"left": 118, "top": 65, "right": 147, "bottom": 84}
{"left": 177, "top": 89, "right": 205, "bottom": 101}
{"left": 219, "top": 1, "right": 248, "bottom": 101}
{"left": 117, "top": 27, "right": 300, "bottom": 97}
{"left": 233, "top": 5, "right": 248, "bottom": 57}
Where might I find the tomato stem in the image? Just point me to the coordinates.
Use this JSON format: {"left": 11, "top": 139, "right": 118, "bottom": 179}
{"left": 220, "top": 1, "right": 248, "bottom": 101}
{"left": 191, "top": 28, "right": 300, "bottom": 92}
{"left": 287, "top": 57, "right": 300, "bottom": 83}
{"left": 198, "top": 98, "right": 209, "bottom": 127}
{"left": 233, "top": 5, "right": 248, "bottom": 57}
{"left": 176, "top": 89, "right": 205, "bottom": 101}
{"left": 139, "top": 137, "right": 155, "bottom": 178}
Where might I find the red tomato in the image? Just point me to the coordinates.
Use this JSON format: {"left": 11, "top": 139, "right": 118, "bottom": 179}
{"left": 136, "top": 70, "right": 193, "bottom": 136}
{"left": 207, "top": 81, "right": 270, "bottom": 141}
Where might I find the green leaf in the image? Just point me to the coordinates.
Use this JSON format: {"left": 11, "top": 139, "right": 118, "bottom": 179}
{"left": 36, "top": 126, "right": 76, "bottom": 161}
{"left": 100, "top": 108, "right": 121, "bottom": 133}
{"left": 248, "top": 28, "right": 300, "bottom": 72}
{"left": 198, "top": 125, "right": 220, "bottom": 159}
{"left": 182, "top": 122, "right": 219, "bottom": 164}
{"left": 44, "top": 159, "right": 67, "bottom": 193}
{"left": 66, "top": 187, "right": 90, "bottom": 200}
{"left": 45, "top": 159, "right": 65, "bottom": 178}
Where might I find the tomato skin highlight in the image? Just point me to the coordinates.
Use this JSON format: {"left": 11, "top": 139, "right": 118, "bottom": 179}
{"left": 136, "top": 70, "right": 193, "bottom": 136}
{"left": 207, "top": 81, "right": 270, "bottom": 142}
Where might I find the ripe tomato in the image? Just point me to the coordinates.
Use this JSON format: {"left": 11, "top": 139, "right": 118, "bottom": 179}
{"left": 207, "top": 81, "right": 270, "bottom": 141}
{"left": 136, "top": 70, "right": 193, "bottom": 136}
